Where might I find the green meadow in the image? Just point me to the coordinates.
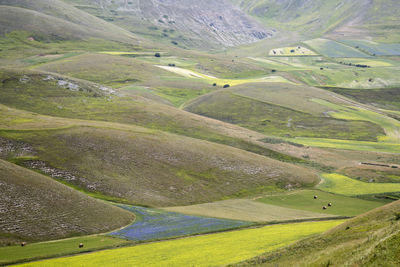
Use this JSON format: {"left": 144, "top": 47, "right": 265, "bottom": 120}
{"left": 319, "top": 173, "right": 400, "bottom": 195}
{"left": 0, "top": 236, "right": 131, "bottom": 266}
{"left": 15, "top": 220, "right": 345, "bottom": 267}
{"left": 312, "top": 98, "right": 400, "bottom": 142}
{"left": 257, "top": 190, "right": 383, "bottom": 216}
{"left": 304, "top": 38, "right": 370, "bottom": 58}
{"left": 164, "top": 199, "right": 333, "bottom": 222}
{"left": 290, "top": 137, "right": 400, "bottom": 153}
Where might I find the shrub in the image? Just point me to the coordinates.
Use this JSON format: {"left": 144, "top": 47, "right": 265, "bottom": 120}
{"left": 155, "top": 53, "right": 161, "bottom": 58}
{"left": 223, "top": 84, "right": 230, "bottom": 88}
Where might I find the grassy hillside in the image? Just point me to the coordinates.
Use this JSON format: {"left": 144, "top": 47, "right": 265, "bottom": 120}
{"left": 0, "top": 125, "right": 318, "bottom": 206}
{"left": 0, "top": 69, "right": 314, "bottom": 165}
{"left": 0, "top": 159, "right": 134, "bottom": 246}
{"left": 185, "top": 90, "right": 384, "bottom": 141}
{"left": 230, "top": 0, "right": 400, "bottom": 42}
{"left": 230, "top": 0, "right": 367, "bottom": 36}
{"left": 327, "top": 87, "right": 400, "bottom": 111}
{"left": 235, "top": 199, "right": 400, "bottom": 266}
{"left": 0, "top": 0, "right": 138, "bottom": 43}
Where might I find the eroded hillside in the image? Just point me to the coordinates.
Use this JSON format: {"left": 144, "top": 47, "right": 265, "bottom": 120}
{"left": 63, "top": 0, "right": 273, "bottom": 48}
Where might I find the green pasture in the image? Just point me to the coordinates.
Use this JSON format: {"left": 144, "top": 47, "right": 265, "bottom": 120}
{"left": 120, "top": 85, "right": 214, "bottom": 107}
{"left": 340, "top": 39, "right": 400, "bottom": 56}
{"left": 164, "top": 199, "right": 333, "bottom": 222}
{"left": 289, "top": 65, "right": 400, "bottom": 88}
{"left": 0, "top": 236, "right": 131, "bottom": 266}
{"left": 257, "top": 190, "right": 383, "bottom": 216}
{"left": 327, "top": 87, "right": 400, "bottom": 112}
{"left": 16, "top": 220, "right": 345, "bottom": 267}
{"left": 319, "top": 173, "right": 400, "bottom": 195}
{"left": 290, "top": 137, "right": 400, "bottom": 153}
{"left": 230, "top": 82, "right": 344, "bottom": 114}
{"left": 304, "top": 38, "right": 370, "bottom": 58}
{"left": 156, "top": 65, "right": 293, "bottom": 86}
{"left": 0, "top": 31, "right": 144, "bottom": 61}
{"left": 22, "top": 52, "right": 82, "bottom": 67}
{"left": 248, "top": 56, "right": 332, "bottom": 72}
{"left": 334, "top": 57, "right": 393, "bottom": 67}
{"left": 313, "top": 98, "right": 400, "bottom": 142}
{"left": 185, "top": 91, "right": 384, "bottom": 141}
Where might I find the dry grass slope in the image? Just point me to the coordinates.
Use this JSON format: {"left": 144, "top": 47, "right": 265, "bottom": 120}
{"left": 0, "top": 159, "right": 134, "bottom": 246}
{"left": 1, "top": 125, "right": 318, "bottom": 206}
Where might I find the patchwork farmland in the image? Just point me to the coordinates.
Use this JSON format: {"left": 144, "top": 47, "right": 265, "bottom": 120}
{"left": 108, "top": 205, "right": 252, "bottom": 241}
{"left": 1, "top": 0, "right": 400, "bottom": 266}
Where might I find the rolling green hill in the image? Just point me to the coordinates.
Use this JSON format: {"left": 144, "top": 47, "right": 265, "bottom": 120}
{"left": 0, "top": 159, "right": 134, "bottom": 246}
{"left": 0, "top": 69, "right": 311, "bottom": 164}
{"left": 184, "top": 89, "right": 384, "bottom": 141}
{"left": 0, "top": 0, "right": 138, "bottom": 43}
{"left": 1, "top": 125, "right": 318, "bottom": 206}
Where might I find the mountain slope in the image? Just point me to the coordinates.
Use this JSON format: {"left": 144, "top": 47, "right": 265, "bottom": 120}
{"left": 230, "top": 0, "right": 400, "bottom": 42}
{"left": 0, "top": 0, "right": 138, "bottom": 43}
{"left": 63, "top": 0, "right": 273, "bottom": 49}
{"left": 0, "top": 159, "right": 134, "bottom": 246}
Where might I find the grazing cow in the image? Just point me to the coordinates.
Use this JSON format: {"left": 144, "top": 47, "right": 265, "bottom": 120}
{"left": 328, "top": 203, "right": 332, "bottom": 207}
{"left": 79, "top": 243, "right": 84, "bottom": 248}
{"left": 323, "top": 206, "right": 327, "bottom": 210}
{"left": 314, "top": 195, "right": 318, "bottom": 199}
{"left": 21, "top": 242, "right": 27, "bottom": 247}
